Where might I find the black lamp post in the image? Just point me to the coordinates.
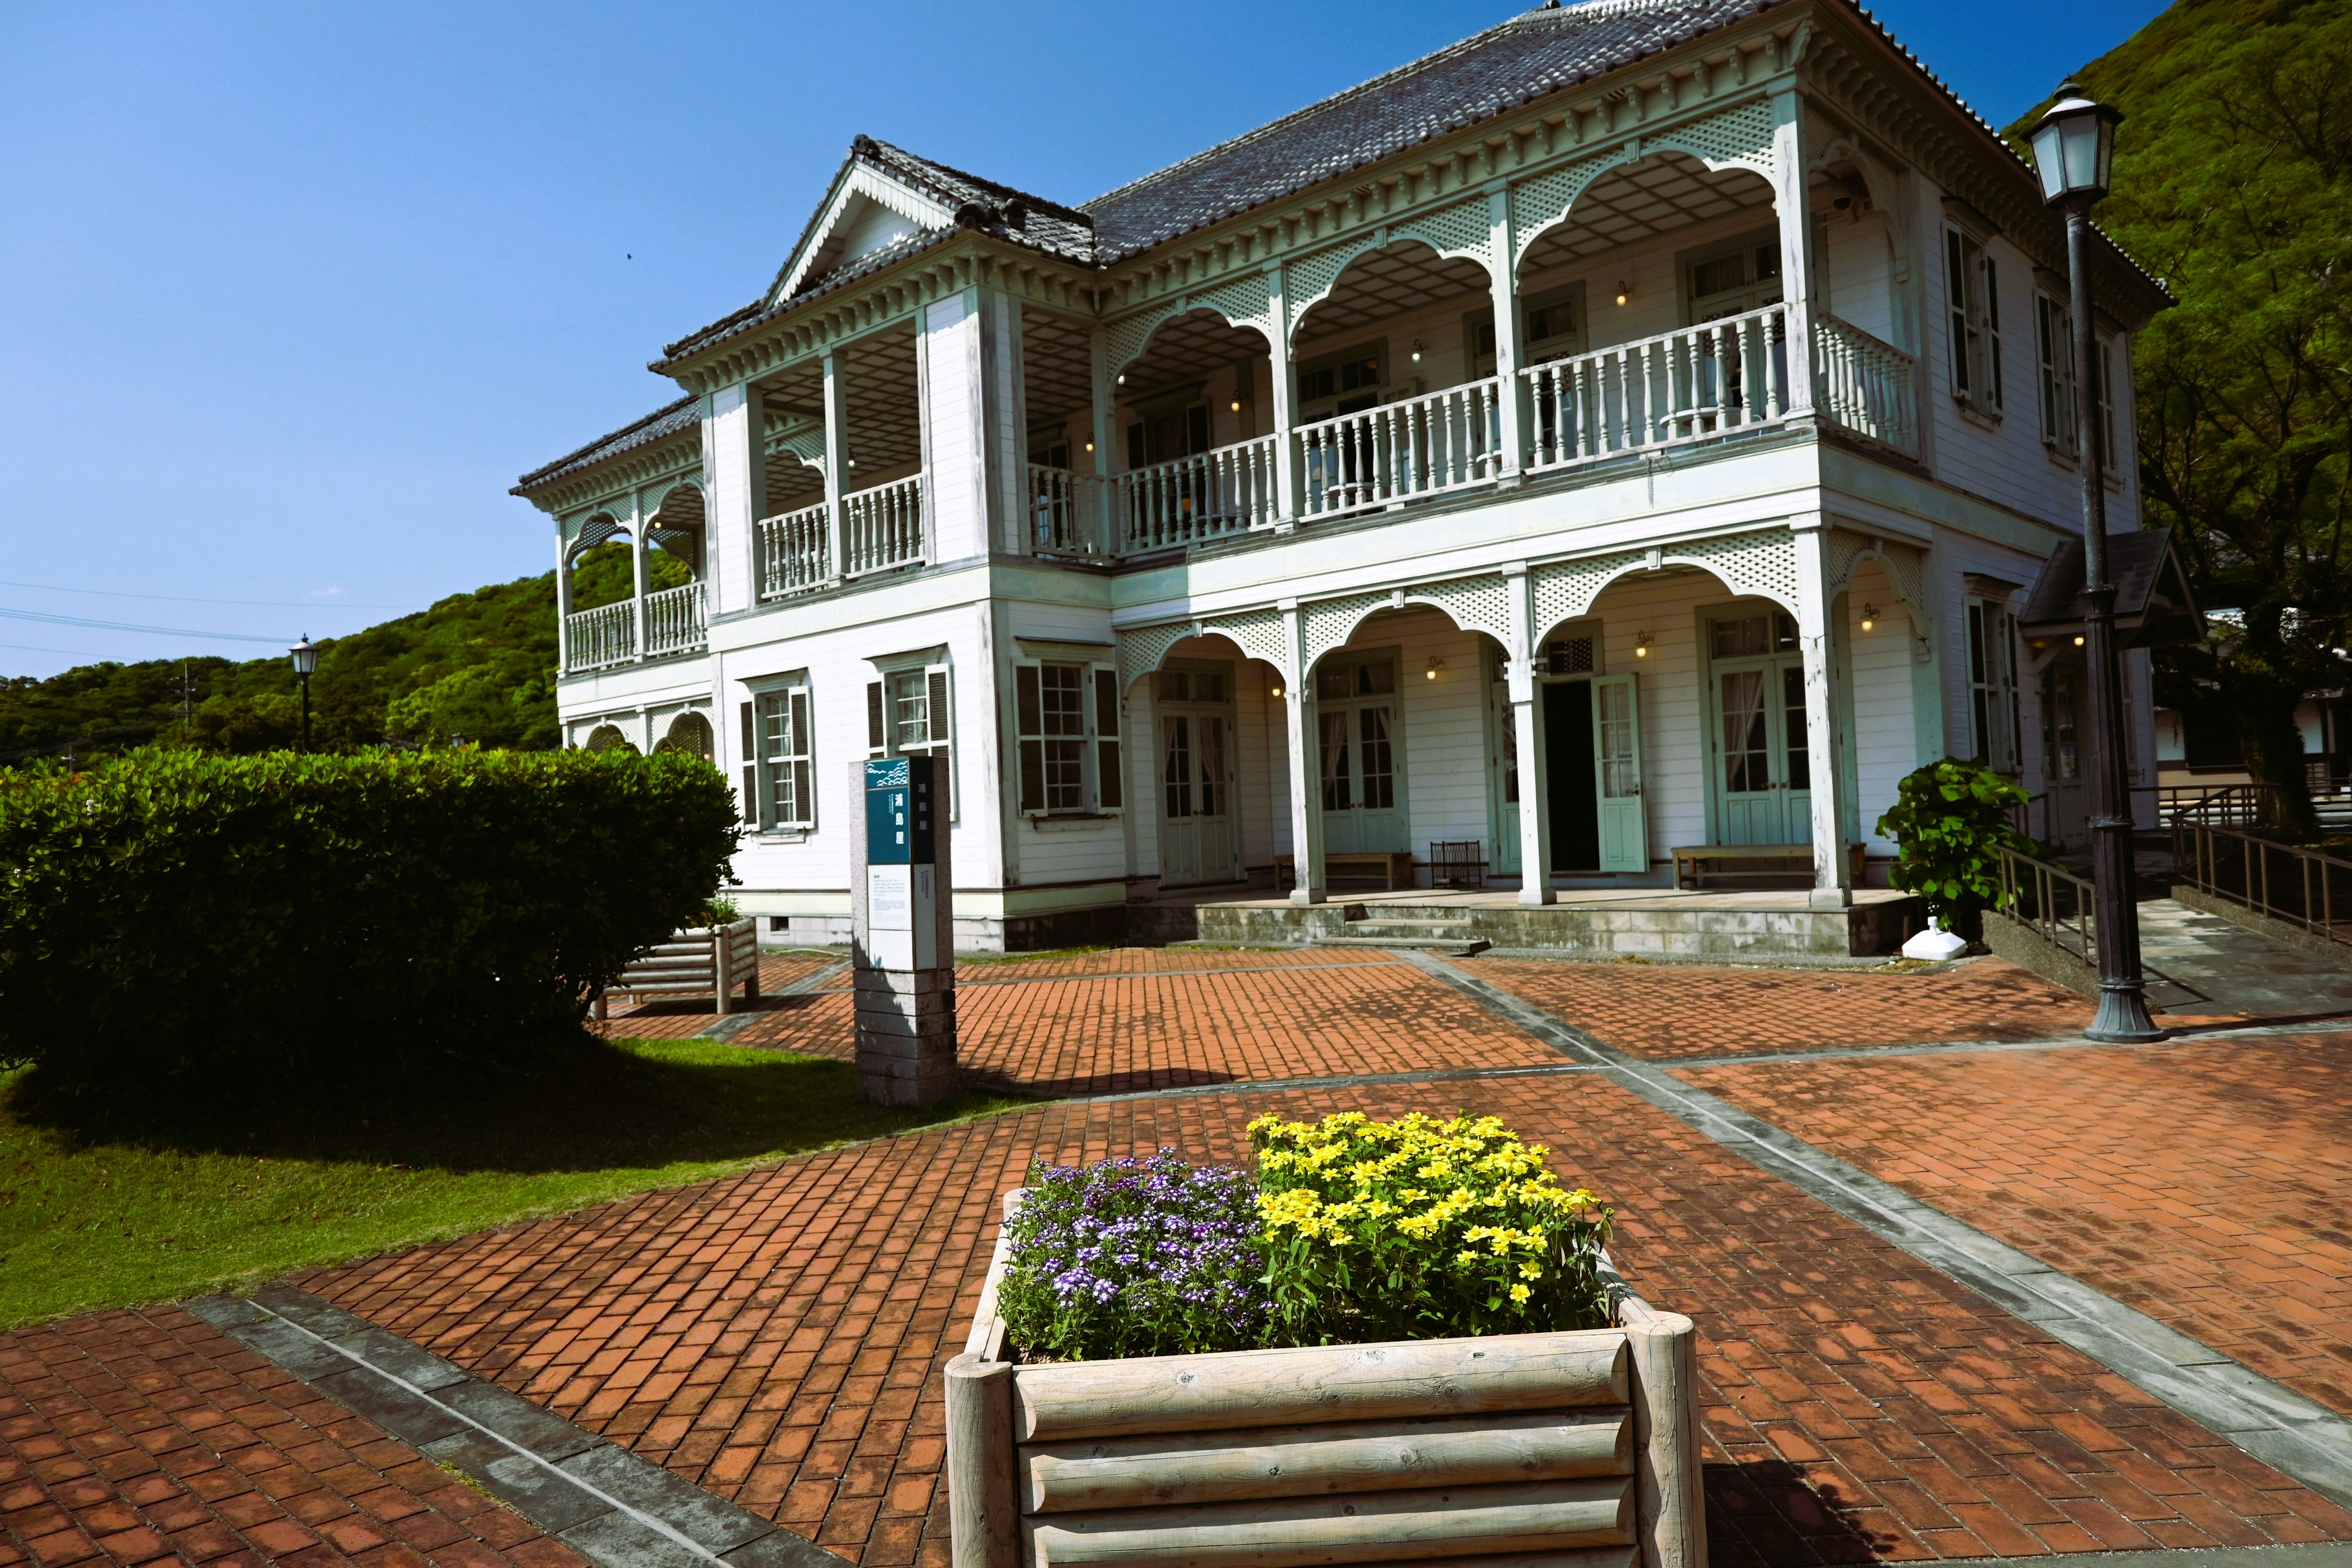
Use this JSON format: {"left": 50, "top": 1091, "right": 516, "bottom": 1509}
{"left": 290, "top": 635, "right": 318, "bottom": 755}
{"left": 2030, "top": 84, "right": 2160, "bottom": 1042}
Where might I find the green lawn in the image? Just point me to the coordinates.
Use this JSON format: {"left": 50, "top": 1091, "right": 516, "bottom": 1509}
{"left": 0, "top": 1036, "right": 1035, "bottom": 1330}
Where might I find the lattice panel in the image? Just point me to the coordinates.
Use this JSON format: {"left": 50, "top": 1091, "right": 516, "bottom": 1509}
{"left": 640, "top": 477, "right": 704, "bottom": 522}
{"left": 1204, "top": 608, "right": 1289, "bottom": 673}
{"left": 1823, "top": 529, "right": 1872, "bottom": 596}
{"left": 768, "top": 426, "right": 827, "bottom": 468}
{"left": 1877, "top": 543, "right": 1926, "bottom": 610}
{"left": 1392, "top": 197, "right": 1493, "bottom": 268}
{"left": 1670, "top": 530, "right": 1800, "bottom": 609}
{"left": 1509, "top": 151, "right": 1624, "bottom": 261}
{"left": 567, "top": 510, "right": 631, "bottom": 557}
{"left": 1285, "top": 239, "right": 1380, "bottom": 322}
{"left": 1409, "top": 575, "right": 1513, "bottom": 647}
{"left": 1303, "top": 592, "right": 1390, "bottom": 668}
{"left": 1654, "top": 98, "right": 1777, "bottom": 174}
{"left": 1117, "top": 621, "right": 1199, "bottom": 688}
{"left": 1106, "top": 301, "right": 1185, "bottom": 376}
{"left": 1533, "top": 551, "right": 1646, "bottom": 631}
{"left": 1190, "top": 272, "right": 1277, "bottom": 343}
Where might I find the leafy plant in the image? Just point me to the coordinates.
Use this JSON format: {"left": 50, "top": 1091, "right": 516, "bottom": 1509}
{"left": 698, "top": 895, "right": 743, "bottom": 927}
{"left": 0, "top": 747, "right": 741, "bottom": 1096}
{"left": 1251, "top": 1111, "right": 1613, "bottom": 1344}
{"left": 1875, "top": 758, "right": 2030, "bottom": 929}
{"left": 995, "top": 1150, "right": 1271, "bottom": 1361}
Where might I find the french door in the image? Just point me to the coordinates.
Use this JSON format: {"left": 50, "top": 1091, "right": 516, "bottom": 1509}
{"left": 1709, "top": 611, "right": 1811, "bottom": 845}
{"left": 1156, "top": 665, "right": 1240, "bottom": 886}
{"left": 1316, "top": 653, "right": 1405, "bottom": 854}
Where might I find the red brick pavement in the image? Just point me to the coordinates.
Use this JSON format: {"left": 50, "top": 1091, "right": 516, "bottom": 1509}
{"left": 304, "top": 1073, "right": 2352, "bottom": 1568}
{"left": 1467, "top": 956, "right": 2095, "bottom": 1058}
{"left": 0, "top": 1305, "right": 587, "bottom": 1568}
{"left": 1684, "top": 1031, "right": 2352, "bottom": 1419}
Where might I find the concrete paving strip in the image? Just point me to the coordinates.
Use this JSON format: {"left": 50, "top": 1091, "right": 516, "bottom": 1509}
{"left": 699, "top": 959, "right": 853, "bottom": 1042}
{"left": 1941, "top": 1550, "right": 2352, "bottom": 1568}
{"left": 184, "top": 1286, "right": 837, "bottom": 1568}
{"left": 1402, "top": 949, "right": 2352, "bottom": 1511}
{"left": 1659, "top": 1012, "right": 2352, "bottom": 1069}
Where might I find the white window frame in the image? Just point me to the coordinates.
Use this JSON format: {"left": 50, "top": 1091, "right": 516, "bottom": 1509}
{"left": 867, "top": 662, "right": 956, "bottom": 823}
{"left": 2035, "top": 293, "right": 2079, "bottom": 459}
{"left": 1965, "top": 598, "right": 2021, "bottom": 774}
{"left": 742, "top": 677, "right": 815, "bottom": 833}
{"left": 1014, "top": 658, "right": 1123, "bottom": 818}
{"left": 1946, "top": 225, "right": 2003, "bottom": 420}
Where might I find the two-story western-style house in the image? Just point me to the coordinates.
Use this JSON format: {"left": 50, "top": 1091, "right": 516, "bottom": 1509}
{"left": 516, "top": 0, "right": 2171, "bottom": 954}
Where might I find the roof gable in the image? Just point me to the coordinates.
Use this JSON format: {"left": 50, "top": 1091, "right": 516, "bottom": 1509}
{"left": 771, "top": 156, "right": 959, "bottom": 306}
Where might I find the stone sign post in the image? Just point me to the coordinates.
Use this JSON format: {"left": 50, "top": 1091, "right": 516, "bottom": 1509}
{"left": 850, "top": 755, "right": 957, "bottom": 1104}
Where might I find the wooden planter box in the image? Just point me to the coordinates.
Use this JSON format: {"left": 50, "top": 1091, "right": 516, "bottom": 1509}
{"left": 946, "top": 1190, "right": 1706, "bottom": 1568}
{"left": 591, "top": 917, "right": 760, "bottom": 1017}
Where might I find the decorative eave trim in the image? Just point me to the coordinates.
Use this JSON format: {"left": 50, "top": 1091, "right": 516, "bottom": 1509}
{"left": 522, "top": 429, "right": 704, "bottom": 518}
{"left": 772, "top": 162, "right": 958, "bottom": 306}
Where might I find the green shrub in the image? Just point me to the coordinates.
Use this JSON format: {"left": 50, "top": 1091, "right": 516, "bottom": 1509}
{"left": 1875, "top": 757, "right": 2030, "bottom": 930}
{"left": 0, "top": 747, "right": 739, "bottom": 1093}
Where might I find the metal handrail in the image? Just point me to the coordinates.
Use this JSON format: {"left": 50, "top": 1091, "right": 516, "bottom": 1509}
{"left": 2172, "top": 818, "right": 2352, "bottom": 949}
{"left": 1996, "top": 843, "right": 2100, "bottom": 967}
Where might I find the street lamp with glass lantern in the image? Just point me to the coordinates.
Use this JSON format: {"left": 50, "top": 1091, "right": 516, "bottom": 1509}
{"left": 2029, "top": 83, "right": 2160, "bottom": 1042}
{"left": 290, "top": 635, "right": 318, "bottom": 755}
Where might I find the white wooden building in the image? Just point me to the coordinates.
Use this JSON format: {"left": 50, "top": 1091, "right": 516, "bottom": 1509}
{"left": 516, "top": 0, "right": 2169, "bottom": 951}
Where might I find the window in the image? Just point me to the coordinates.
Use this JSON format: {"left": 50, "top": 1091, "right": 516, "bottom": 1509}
{"left": 2035, "top": 294, "right": 2078, "bottom": 457}
{"left": 867, "top": 664, "right": 954, "bottom": 820}
{"left": 2093, "top": 337, "right": 2119, "bottom": 478}
{"left": 1711, "top": 611, "right": 1798, "bottom": 658}
{"left": 1966, "top": 600, "right": 2019, "bottom": 773}
{"left": 1014, "top": 660, "right": 1121, "bottom": 816}
{"left": 1945, "top": 227, "right": 2003, "bottom": 417}
{"left": 1684, "top": 232, "right": 1782, "bottom": 321}
{"left": 740, "top": 683, "right": 814, "bottom": 831}
{"left": 1297, "top": 341, "right": 1385, "bottom": 417}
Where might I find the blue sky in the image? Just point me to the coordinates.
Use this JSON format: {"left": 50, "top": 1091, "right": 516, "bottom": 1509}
{"left": 0, "top": 0, "right": 2167, "bottom": 679}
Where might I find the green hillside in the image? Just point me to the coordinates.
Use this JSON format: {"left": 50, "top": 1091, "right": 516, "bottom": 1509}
{"left": 0, "top": 544, "right": 669, "bottom": 763}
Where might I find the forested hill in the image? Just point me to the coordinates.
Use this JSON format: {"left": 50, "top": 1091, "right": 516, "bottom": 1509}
{"left": 0, "top": 546, "right": 667, "bottom": 763}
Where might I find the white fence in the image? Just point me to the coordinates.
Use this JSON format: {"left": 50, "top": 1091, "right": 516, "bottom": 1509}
{"left": 643, "top": 580, "right": 706, "bottom": 658}
{"left": 1297, "top": 380, "right": 1501, "bottom": 519}
{"left": 564, "top": 601, "right": 635, "bottom": 672}
{"left": 1812, "top": 313, "right": 1918, "bottom": 455}
{"left": 843, "top": 473, "right": 925, "bottom": 577}
{"left": 1113, "top": 435, "right": 1278, "bottom": 553}
{"left": 1522, "top": 302, "right": 1791, "bottom": 473}
{"left": 1026, "top": 464, "right": 1106, "bottom": 557}
{"left": 756, "top": 500, "right": 829, "bottom": 601}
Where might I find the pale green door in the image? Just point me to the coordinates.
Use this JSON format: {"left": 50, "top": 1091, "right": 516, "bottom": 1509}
{"left": 1591, "top": 673, "right": 1647, "bottom": 872}
{"left": 1487, "top": 674, "right": 1521, "bottom": 876}
{"left": 1708, "top": 611, "right": 1810, "bottom": 845}
{"left": 1316, "top": 654, "right": 1405, "bottom": 854}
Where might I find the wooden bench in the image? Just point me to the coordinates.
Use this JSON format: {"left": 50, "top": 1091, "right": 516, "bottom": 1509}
{"left": 1672, "top": 843, "right": 1867, "bottom": 891}
{"left": 1276, "top": 851, "right": 1418, "bottom": 891}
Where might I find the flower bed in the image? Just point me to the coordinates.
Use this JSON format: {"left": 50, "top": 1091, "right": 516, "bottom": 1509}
{"left": 946, "top": 1114, "right": 1706, "bottom": 1568}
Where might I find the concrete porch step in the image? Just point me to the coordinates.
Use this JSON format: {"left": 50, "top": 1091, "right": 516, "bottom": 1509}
{"left": 1313, "top": 934, "right": 1494, "bottom": 954}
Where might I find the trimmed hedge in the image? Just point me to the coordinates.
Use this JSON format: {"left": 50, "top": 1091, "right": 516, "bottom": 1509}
{"left": 0, "top": 748, "right": 739, "bottom": 1090}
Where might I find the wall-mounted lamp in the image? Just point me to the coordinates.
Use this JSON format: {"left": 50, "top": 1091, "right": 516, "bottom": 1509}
{"left": 1634, "top": 631, "right": 1651, "bottom": 658}
{"left": 1425, "top": 657, "right": 1444, "bottom": 681}
{"left": 1860, "top": 604, "right": 1879, "bottom": 632}
{"left": 1116, "top": 372, "right": 1126, "bottom": 385}
{"left": 1615, "top": 281, "right": 1631, "bottom": 307}
{"left": 1269, "top": 682, "right": 1285, "bottom": 698}
{"left": 1231, "top": 399, "right": 1242, "bottom": 412}
{"left": 1084, "top": 439, "right": 1095, "bottom": 453}
{"left": 2073, "top": 635, "right": 2086, "bottom": 646}
{"left": 1410, "top": 339, "right": 1425, "bottom": 363}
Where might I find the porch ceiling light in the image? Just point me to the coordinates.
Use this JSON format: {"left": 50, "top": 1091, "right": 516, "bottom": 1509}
{"left": 2029, "top": 82, "right": 2122, "bottom": 205}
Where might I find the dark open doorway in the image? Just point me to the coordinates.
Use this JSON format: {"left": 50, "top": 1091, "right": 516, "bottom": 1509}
{"left": 1544, "top": 682, "right": 1600, "bottom": 872}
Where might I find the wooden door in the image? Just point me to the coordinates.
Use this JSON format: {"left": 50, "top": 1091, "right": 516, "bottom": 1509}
{"left": 1155, "top": 667, "right": 1241, "bottom": 886}
{"left": 1316, "top": 654, "right": 1406, "bottom": 854}
{"left": 1487, "top": 676, "right": 1521, "bottom": 876}
{"left": 1709, "top": 610, "right": 1809, "bottom": 845}
{"left": 1591, "top": 673, "right": 1647, "bottom": 872}
{"left": 2043, "top": 663, "right": 2087, "bottom": 850}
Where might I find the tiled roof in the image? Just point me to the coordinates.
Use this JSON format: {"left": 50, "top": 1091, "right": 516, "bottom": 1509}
{"left": 513, "top": 395, "right": 699, "bottom": 494}
{"left": 1083, "top": 0, "right": 1782, "bottom": 258}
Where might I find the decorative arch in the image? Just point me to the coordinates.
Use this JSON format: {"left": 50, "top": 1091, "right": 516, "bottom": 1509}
{"left": 567, "top": 513, "right": 630, "bottom": 562}
{"left": 1825, "top": 529, "right": 1929, "bottom": 643}
{"left": 582, "top": 723, "right": 638, "bottom": 755}
{"left": 1300, "top": 582, "right": 1514, "bottom": 672}
{"left": 655, "top": 709, "right": 714, "bottom": 761}
{"left": 1108, "top": 295, "right": 1278, "bottom": 380}
{"left": 1286, "top": 235, "right": 1488, "bottom": 349}
{"left": 1531, "top": 529, "right": 1801, "bottom": 636}
{"left": 1509, "top": 99, "right": 1781, "bottom": 274}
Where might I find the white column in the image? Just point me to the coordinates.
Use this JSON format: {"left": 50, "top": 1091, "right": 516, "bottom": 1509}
{"left": 1507, "top": 567, "right": 1552, "bottom": 903}
{"left": 1794, "top": 521, "right": 1852, "bottom": 907}
{"left": 1267, "top": 264, "right": 1300, "bottom": 530}
{"left": 1281, "top": 600, "right": 1325, "bottom": 905}
{"left": 987, "top": 291, "right": 1027, "bottom": 554}
{"left": 1487, "top": 188, "right": 1525, "bottom": 483}
{"left": 629, "top": 519, "right": 649, "bottom": 663}
{"left": 701, "top": 386, "right": 766, "bottom": 617}
{"left": 1089, "top": 327, "right": 1116, "bottom": 552}
{"left": 821, "top": 352, "right": 848, "bottom": 581}
{"left": 554, "top": 526, "right": 574, "bottom": 674}
{"left": 1770, "top": 88, "right": 1818, "bottom": 413}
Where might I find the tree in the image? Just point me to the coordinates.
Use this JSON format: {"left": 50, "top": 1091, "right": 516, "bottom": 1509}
{"left": 2046, "top": 0, "right": 2352, "bottom": 839}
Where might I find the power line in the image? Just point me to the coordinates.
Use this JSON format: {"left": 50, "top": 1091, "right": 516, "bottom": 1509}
{"left": 0, "top": 576, "right": 413, "bottom": 611}
{"left": 0, "top": 606, "right": 293, "bottom": 644}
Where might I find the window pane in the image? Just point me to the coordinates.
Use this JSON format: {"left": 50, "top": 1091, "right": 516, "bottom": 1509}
{"left": 1199, "top": 716, "right": 1226, "bottom": 818}
{"left": 1357, "top": 660, "right": 1393, "bottom": 695}
{"left": 1316, "top": 665, "right": 1352, "bottom": 701}
{"left": 891, "top": 671, "right": 929, "bottom": 752}
{"left": 1501, "top": 703, "right": 1520, "bottom": 805}
{"left": 1319, "top": 709, "right": 1352, "bottom": 810}
{"left": 1359, "top": 706, "right": 1394, "bottom": 809}
{"left": 1598, "top": 683, "right": 1637, "bottom": 799}
{"left": 1721, "top": 670, "right": 1768, "bottom": 792}
{"left": 1046, "top": 739, "right": 1084, "bottom": 810}
{"left": 1163, "top": 716, "right": 1193, "bottom": 820}
{"left": 1042, "top": 665, "right": 1084, "bottom": 737}
{"left": 1782, "top": 665, "right": 1811, "bottom": 791}
{"left": 1713, "top": 616, "right": 1768, "bottom": 658}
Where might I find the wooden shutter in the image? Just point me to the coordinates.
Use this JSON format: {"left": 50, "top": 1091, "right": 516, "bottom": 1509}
{"left": 1015, "top": 662, "right": 1044, "bottom": 815}
{"left": 786, "top": 688, "right": 814, "bottom": 827}
{"left": 866, "top": 680, "right": 885, "bottom": 755}
{"left": 1946, "top": 230, "right": 1970, "bottom": 398}
{"left": 924, "top": 665, "right": 952, "bottom": 820}
{"left": 1981, "top": 254, "right": 2003, "bottom": 409}
{"left": 738, "top": 701, "right": 760, "bottom": 829}
{"left": 1091, "top": 665, "right": 1123, "bottom": 812}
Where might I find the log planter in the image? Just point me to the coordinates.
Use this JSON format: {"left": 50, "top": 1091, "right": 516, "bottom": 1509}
{"left": 590, "top": 916, "right": 760, "bottom": 1018}
{"left": 946, "top": 1189, "right": 1706, "bottom": 1568}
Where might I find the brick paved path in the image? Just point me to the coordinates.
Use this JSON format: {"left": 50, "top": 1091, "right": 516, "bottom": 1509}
{"left": 1464, "top": 955, "right": 2095, "bottom": 1058}
{"left": 0, "top": 1306, "right": 586, "bottom": 1568}
{"left": 1686, "top": 1031, "right": 2352, "bottom": 1419}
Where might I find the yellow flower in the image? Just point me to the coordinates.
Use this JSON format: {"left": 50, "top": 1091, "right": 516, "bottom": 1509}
{"left": 1520, "top": 1262, "right": 1544, "bottom": 1280}
{"left": 1510, "top": 1283, "right": 1532, "bottom": 1303}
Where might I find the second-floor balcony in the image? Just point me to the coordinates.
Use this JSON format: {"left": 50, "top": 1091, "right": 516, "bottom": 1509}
{"left": 756, "top": 472, "right": 929, "bottom": 601}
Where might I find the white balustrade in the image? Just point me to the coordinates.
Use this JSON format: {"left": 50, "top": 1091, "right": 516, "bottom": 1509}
{"left": 1521, "top": 302, "right": 1791, "bottom": 473}
{"left": 1026, "top": 464, "right": 1106, "bottom": 557}
{"left": 756, "top": 500, "right": 830, "bottom": 600}
{"left": 564, "top": 601, "right": 635, "bottom": 672}
{"left": 643, "top": 579, "right": 707, "bottom": 658}
{"left": 842, "top": 473, "right": 925, "bottom": 577}
{"left": 1114, "top": 434, "right": 1278, "bottom": 554}
{"left": 1297, "top": 380, "right": 1501, "bottom": 519}
{"left": 1812, "top": 313, "right": 1918, "bottom": 455}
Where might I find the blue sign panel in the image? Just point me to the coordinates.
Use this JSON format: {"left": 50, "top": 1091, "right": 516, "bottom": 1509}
{"left": 862, "top": 755, "right": 934, "bottom": 865}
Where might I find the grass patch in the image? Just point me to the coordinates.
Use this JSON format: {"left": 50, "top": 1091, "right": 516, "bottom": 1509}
{"left": 0, "top": 1036, "right": 1036, "bottom": 1330}
{"left": 956, "top": 945, "right": 1112, "bottom": 966}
